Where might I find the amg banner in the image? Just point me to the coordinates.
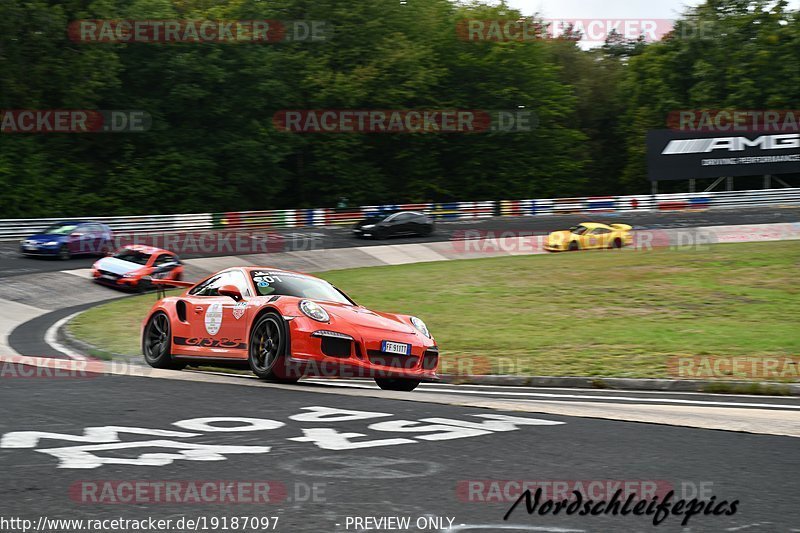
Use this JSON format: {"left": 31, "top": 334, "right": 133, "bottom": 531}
{"left": 646, "top": 130, "right": 800, "bottom": 180}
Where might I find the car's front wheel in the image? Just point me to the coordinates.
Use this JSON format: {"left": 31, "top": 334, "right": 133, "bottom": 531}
{"left": 568, "top": 241, "right": 579, "bottom": 251}
{"left": 374, "top": 378, "right": 421, "bottom": 391}
{"left": 248, "top": 312, "right": 299, "bottom": 383}
{"left": 142, "top": 311, "right": 184, "bottom": 369}
{"left": 58, "top": 245, "right": 71, "bottom": 260}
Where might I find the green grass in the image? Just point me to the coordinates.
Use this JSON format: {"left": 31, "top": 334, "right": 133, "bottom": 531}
{"left": 68, "top": 241, "right": 800, "bottom": 379}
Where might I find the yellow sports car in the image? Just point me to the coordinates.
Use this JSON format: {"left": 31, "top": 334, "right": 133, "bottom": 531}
{"left": 544, "top": 222, "right": 633, "bottom": 252}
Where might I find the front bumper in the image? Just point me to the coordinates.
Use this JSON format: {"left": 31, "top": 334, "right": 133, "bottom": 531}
{"left": 20, "top": 244, "right": 60, "bottom": 255}
{"left": 92, "top": 269, "right": 140, "bottom": 289}
{"left": 352, "top": 228, "right": 375, "bottom": 238}
{"left": 285, "top": 316, "right": 439, "bottom": 381}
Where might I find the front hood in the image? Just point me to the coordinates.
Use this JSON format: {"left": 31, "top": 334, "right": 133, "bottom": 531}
{"left": 256, "top": 296, "right": 418, "bottom": 335}
{"left": 25, "top": 234, "right": 65, "bottom": 243}
{"left": 326, "top": 304, "right": 416, "bottom": 334}
{"left": 355, "top": 219, "right": 381, "bottom": 229}
{"left": 94, "top": 257, "right": 143, "bottom": 275}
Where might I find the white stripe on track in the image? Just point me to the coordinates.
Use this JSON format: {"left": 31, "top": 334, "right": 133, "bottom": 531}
{"left": 302, "top": 379, "right": 800, "bottom": 410}
{"left": 44, "top": 312, "right": 87, "bottom": 361}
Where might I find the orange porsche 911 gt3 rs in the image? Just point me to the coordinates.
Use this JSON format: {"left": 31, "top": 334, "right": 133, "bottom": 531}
{"left": 141, "top": 267, "right": 439, "bottom": 391}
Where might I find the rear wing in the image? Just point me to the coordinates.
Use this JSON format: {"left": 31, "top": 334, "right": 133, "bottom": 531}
{"left": 147, "top": 278, "right": 194, "bottom": 298}
{"left": 609, "top": 223, "right": 632, "bottom": 231}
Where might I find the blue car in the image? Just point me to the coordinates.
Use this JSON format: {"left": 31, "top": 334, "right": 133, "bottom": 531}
{"left": 20, "top": 221, "right": 114, "bottom": 260}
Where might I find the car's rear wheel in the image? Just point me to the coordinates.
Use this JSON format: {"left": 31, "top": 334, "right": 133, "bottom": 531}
{"left": 142, "top": 312, "right": 184, "bottom": 369}
{"left": 611, "top": 237, "right": 622, "bottom": 249}
{"left": 58, "top": 245, "right": 71, "bottom": 260}
{"left": 248, "top": 312, "right": 299, "bottom": 383}
{"left": 374, "top": 378, "right": 421, "bottom": 391}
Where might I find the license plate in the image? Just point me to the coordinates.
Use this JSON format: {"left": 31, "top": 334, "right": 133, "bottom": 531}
{"left": 381, "top": 341, "right": 411, "bottom": 355}
{"left": 101, "top": 274, "right": 115, "bottom": 280}
{"left": 23, "top": 244, "right": 35, "bottom": 250}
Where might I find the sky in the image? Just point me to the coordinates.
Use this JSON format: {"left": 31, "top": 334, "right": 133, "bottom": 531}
{"left": 500, "top": 0, "right": 800, "bottom": 45}
{"left": 507, "top": 0, "right": 800, "bottom": 19}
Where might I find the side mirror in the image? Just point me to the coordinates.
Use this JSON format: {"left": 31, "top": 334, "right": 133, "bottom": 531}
{"left": 218, "top": 284, "right": 243, "bottom": 302}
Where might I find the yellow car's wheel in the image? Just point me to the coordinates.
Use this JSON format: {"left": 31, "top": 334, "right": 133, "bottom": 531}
{"left": 568, "top": 241, "right": 579, "bottom": 251}
{"left": 611, "top": 237, "right": 622, "bottom": 249}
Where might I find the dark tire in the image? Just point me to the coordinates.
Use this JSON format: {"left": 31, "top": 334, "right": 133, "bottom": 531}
{"left": 248, "top": 312, "right": 299, "bottom": 383}
{"left": 611, "top": 238, "right": 623, "bottom": 249}
{"left": 568, "top": 241, "right": 579, "bottom": 251}
{"left": 374, "top": 378, "right": 421, "bottom": 391}
{"left": 420, "top": 225, "right": 433, "bottom": 237}
{"left": 58, "top": 245, "right": 71, "bottom": 260}
{"left": 142, "top": 312, "right": 184, "bottom": 369}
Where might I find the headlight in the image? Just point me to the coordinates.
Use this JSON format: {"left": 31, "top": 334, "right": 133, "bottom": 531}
{"left": 122, "top": 272, "right": 137, "bottom": 278}
{"left": 410, "top": 316, "right": 430, "bottom": 338}
{"left": 45, "top": 241, "right": 59, "bottom": 246}
{"left": 299, "top": 300, "right": 330, "bottom": 322}
{"left": 361, "top": 224, "right": 375, "bottom": 230}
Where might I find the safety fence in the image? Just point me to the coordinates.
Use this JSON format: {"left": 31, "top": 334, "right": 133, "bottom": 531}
{"left": 1, "top": 188, "right": 799, "bottom": 240}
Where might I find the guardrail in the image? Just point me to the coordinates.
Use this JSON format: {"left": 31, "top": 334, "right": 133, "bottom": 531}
{"left": 1, "top": 188, "right": 799, "bottom": 240}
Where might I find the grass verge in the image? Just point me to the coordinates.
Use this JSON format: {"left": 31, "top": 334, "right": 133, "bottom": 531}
{"left": 68, "top": 241, "right": 800, "bottom": 379}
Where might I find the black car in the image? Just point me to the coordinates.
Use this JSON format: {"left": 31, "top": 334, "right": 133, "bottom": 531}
{"left": 352, "top": 211, "right": 434, "bottom": 239}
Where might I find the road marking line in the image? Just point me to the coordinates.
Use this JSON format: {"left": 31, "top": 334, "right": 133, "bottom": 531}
{"left": 60, "top": 268, "right": 93, "bottom": 279}
{"left": 303, "top": 379, "right": 800, "bottom": 409}
{"left": 416, "top": 388, "right": 800, "bottom": 410}
{"left": 44, "top": 312, "right": 87, "bottom": 361}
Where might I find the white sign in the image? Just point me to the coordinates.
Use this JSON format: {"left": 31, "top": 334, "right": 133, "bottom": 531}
{"left": 205, "top": 302, "right": 223, "bottom": 335}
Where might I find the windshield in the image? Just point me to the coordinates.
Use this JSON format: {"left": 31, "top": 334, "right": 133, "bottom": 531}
{"left": 250, "top": 270, "right": 352, "bottom": 304}
{"left": 364, "top": 213, "right": 391, "bottom": 223}
{"left": 569, "top": 225, "right": 588, "bottom": 235}
{"left": 42, "top": 223, "right": 79, "bottom": 235}
{"left": 112, "top": 249, "right": 151, "bottom": 266}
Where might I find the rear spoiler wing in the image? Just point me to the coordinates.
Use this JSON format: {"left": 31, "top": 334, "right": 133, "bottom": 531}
{"left": 609, "top": 223, "right": 632, "bottom": 231}
{"left": 147, "top": 278, "right": 194, "bottom": 298}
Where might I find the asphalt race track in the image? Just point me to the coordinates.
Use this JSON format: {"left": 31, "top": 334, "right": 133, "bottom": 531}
{"left": 1, "top": 371, "right": 798, "bottom": 532}
{"left": 2, "top": 206, "right": 800, "bottom": 532}
{"left": 2, "top": 206, "right": 799, "bottom": 278}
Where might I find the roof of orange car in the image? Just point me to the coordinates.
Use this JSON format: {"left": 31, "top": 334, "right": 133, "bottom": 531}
{"left": 120, "top": 244, "right": 170, "bottom": 255}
